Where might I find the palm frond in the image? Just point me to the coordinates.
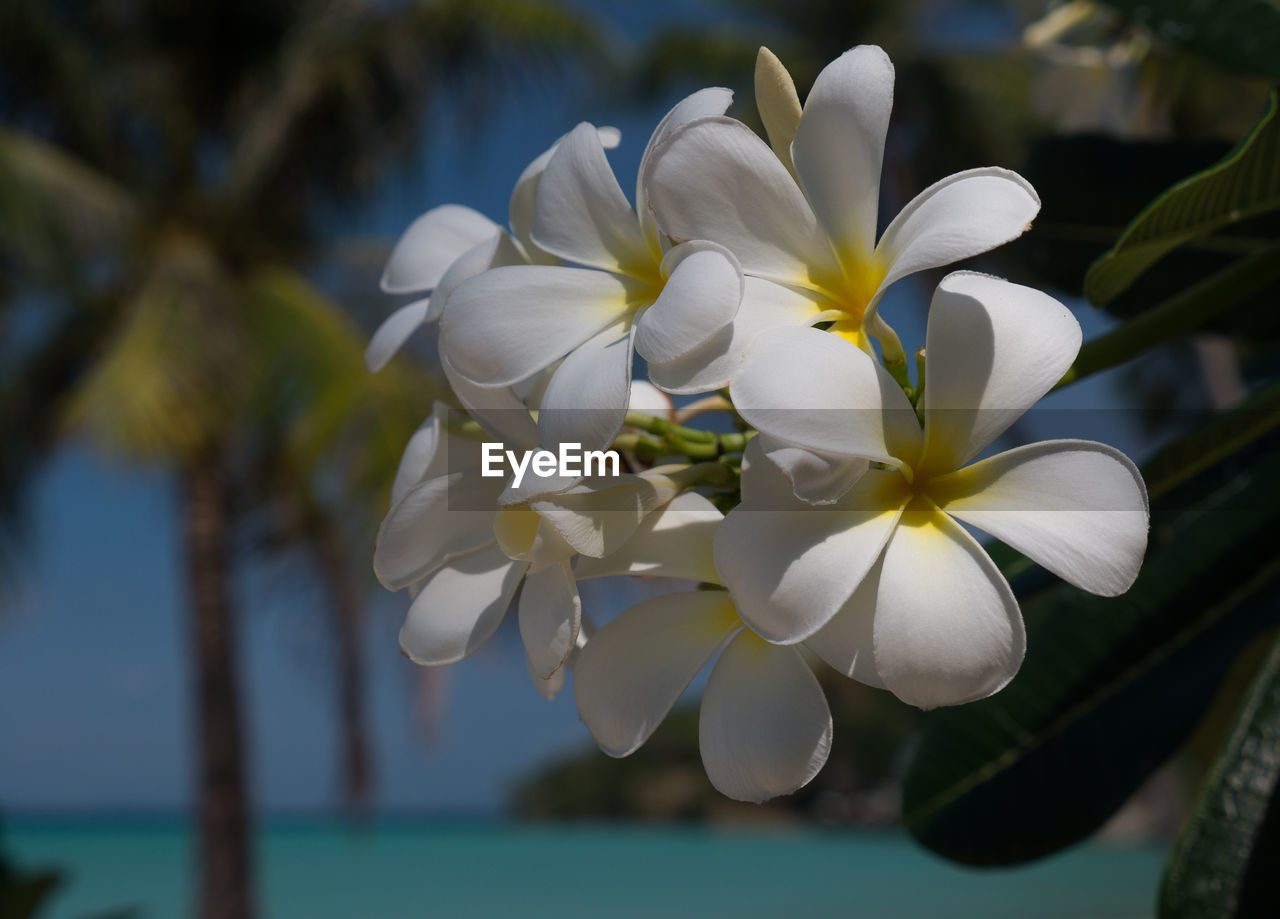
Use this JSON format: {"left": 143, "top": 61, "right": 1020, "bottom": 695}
{"left": 226, "top": 0, "right": 608, "bottom": 210}
{"left": 63, "top": 235, "right": 244, "bottom": 462}
{"left": 0, "top": 129, "right": 136, "bottom": 279}
{"left": 243, "top": 266, "right": 442, "bottom": 518}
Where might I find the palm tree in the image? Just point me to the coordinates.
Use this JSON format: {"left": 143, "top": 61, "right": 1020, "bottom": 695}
{"left": 0, "top": 2, "right": 603, "bottom": 917}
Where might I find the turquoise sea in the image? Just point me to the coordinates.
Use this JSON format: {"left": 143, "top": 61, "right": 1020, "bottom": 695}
{"left": 8, "top": 821, "right": 1166, "bottom": 918}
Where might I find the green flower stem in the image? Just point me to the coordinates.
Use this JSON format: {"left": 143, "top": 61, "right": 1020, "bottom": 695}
{"left": 669, "top": 431, "right": 752, "bottom": 459}
{"left": 615, "top": 413, "right": 753, "bottom": 462}
{"left": 910, "top": 346, "right": 927, "bottom": 412}
{"left": 443, "top": 409, "right": 753, "bottom": 468}
{"left": 883, "top": 355, "right": 914, "bottom": 398}
{"left": 611, "top": 433, "right": 664, "bottom": 460}
{"left": 1056, "top": 239, "right": 1280, "bottom": 390}
{"left": 669, "top": 461, "right": 739, "bottom": 490}
{"left": 623, "top": 411, "right": 717, "bottom": 442}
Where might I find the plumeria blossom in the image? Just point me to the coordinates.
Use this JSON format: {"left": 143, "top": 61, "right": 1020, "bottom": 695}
{"left": 441, "top": 89, "right": 756, "bottom": 452}
{"left": 373, "top": 401, "right": 713, "bottom": 696}
{"left": 644, "top": 44, "right": 1041, "bottom": 388}
{"left": 573, "top": 517, "right": 835, "bottom": 803}
{"left": 716, "top": 272, "right": 1149, "bottom": 709}
{"left": 366, "top": 41, "right": 1154, "bottom": 805}
{"left": 370, "top": 127, "right": 623, "bottom": 455}
{"left": 366, "top": 127, "right": 621, "bottom": 373}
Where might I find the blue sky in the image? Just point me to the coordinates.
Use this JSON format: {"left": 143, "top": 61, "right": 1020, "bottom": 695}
{"left": 0, "top": 0, "right": 1157, "bottom": 817}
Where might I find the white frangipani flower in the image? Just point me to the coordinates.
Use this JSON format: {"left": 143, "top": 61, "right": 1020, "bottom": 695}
{"left": 716, "top": 272, "right": 1150, "bottom": 709}
{"left": 373, "top": 402, "right": 713, "bottom": 692}
{"left": 573, "top": 518, "right": 834, "bottom": 803}
{"left": 366, "top": 128, "right": 621, "bottom": 373}
{"left": 441, "top": 89, "right": 754, "bottom": 452}
{"left": 643, "top": 44, "right": 1041, "bottom": 387}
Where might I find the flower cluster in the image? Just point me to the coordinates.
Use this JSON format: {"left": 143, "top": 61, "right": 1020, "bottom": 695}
{"left": 369, "top": 45, "right": 1150, "bottom": 802}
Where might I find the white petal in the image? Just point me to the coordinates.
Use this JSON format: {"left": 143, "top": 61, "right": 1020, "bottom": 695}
{"left": 872, "top": 506, "right": 1025, "bottom": 709}
{"left": 574, "top": 590, "right": 741, "bottom": 757}
{"left": 734, "top": 435, "right": 810, "bottom": 511}
{"left": 634, "top": 241, "right": 743, "bottom": 365}
{"left": 715, "top": 449, "right": 906, "bottom": 643}
{"left": 381, "top": 205, "right": 499, "bottom": 294}
{"left": 509, "top": 126, "right": 622, "bottom": 257}
{"left": 537, "top": 323, "right": 635, "bottom": 452}
{"left": 528, "top": 654, "right": 566, "bottom": 700}
{"left": 366, "top": 298, "right": 430, "bottom": 372}
{"left": 637, "top": 87, "right": 734, "bottom": 249}
{"left": 426, "top": 230, "right": 527, "bottom": 322}
{"left": 440, "top": 265, "right": 633, "bottom": 387}
{"left": 390, "top": 411, "right": 445, "bottom": 506}
{"left": 919, "top": 272, "right": 1082, "bottom": 475}
{"left": 493, "top": 506, "right": 576, "bottom": 570}
{"left": 498, "top": 467, "right": 583, "bottom": 508}
{"left": 374, "top": 472, "right": 502, "bottom": 590}
{"left": 872, "top": 168, "right": 1040, "bottom": 301}
{"left": 790, "top": 45, "right": 894, "bottom": 263}
{"left": 442, "top": 356, "right": 539, "bottom": 449}
{"left": 532, "top": 472, "right": 679, "bottom": 559}
{"left": 933, "top": 440, "right": 1149, "bottom": 597}
{"left": 805, "top": 556, "right": 885, "bottom": 688}
{"left": 699, "top": 632, "right": 832, "bottom": 802}
{"left": 530, "top": 123, "right": 652, "bottom": 274}
{"left": 510, "top": 152, "right": 557, "bottom": 257}
{"left": 730, "top": 325, "right": 921, "bottom": 466}
{"left": 519, "top": 561, "right": 581, "bottom": 679}
{"left": 645, "top": 116, "right": 839, "bottom": 288}
{"left": 398, "top": 544, "right": 527, "bottom": 665}
{"left": 758, "top": 433, "right": 870, "bottom": 505}
{"left": 573, "top": 490, "right": 723, "bottom": 584}
{"left": 647, "top": 277, "right": 824, "bottom": 394}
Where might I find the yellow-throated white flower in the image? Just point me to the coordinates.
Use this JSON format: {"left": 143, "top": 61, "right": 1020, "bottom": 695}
{"left": 643, "top": 45, "right": 1041, "bottom": 390}
{"left": 374, "top": 402, "right": 717, "bottom": 695}
{"left": 366, "top": 127, "right": 620, "bottom": 373}
{"left": 573, "top": 525, "right": 834, "bottom": 804}
{"left": 441, "top": 90, "right": 760, "bottom": 453}
{"left": 716, "top": 272, "right": 1149, "bottom": 709}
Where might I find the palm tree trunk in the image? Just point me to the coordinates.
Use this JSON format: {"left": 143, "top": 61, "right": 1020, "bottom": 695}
{"left": 182, "top": 450, "right": 256, "bottom": 919}
{"left": 314, "top": 517, "right": 372, "bottom": 823}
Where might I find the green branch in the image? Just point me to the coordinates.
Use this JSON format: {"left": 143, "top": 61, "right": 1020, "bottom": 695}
{"left": 1056, "top": 239, "right": 1280, "bottom": 390}
{"left": 619, "top": 411, "right": 752, "bottom": 461}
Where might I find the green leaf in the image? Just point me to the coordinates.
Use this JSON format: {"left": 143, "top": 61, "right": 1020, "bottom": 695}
{"left": 1160, "top": 631, "right": 1280, "bottom": 919}
{"left": 1061, "top": 238, "right": 1280, "bottom": 388}
{"left": 1084, "top": 91, "right": 1280, "bottom": 307}
{"left": 901, "top": 448, "right": 1280, "bottom": 866}
{"left": 1142, "top": 377, "right": 1280, "bottom": 498}
{"left": 1099, "top": 0, "right": 1280, "bottom": 82}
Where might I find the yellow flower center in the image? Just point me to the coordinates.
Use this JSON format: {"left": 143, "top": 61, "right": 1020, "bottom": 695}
{"left": 808, "top": 250, "right": 888, "bottom": 350}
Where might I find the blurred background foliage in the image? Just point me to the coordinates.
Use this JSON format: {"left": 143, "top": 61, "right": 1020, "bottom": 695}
{"left": 3, "top": 1, "right": 1280, "bottom": 918}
